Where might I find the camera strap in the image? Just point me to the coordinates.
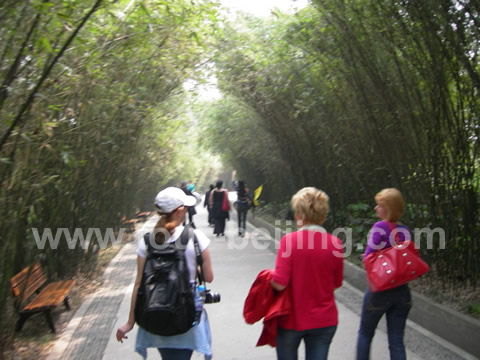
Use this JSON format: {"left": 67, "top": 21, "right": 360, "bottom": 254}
{"left": 188, "top": 224, "right": 205, "bottom": 286}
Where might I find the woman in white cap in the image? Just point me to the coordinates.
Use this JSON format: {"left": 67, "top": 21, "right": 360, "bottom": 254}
{"left": 116, "top": 187, "right": 214, "bottom": 360}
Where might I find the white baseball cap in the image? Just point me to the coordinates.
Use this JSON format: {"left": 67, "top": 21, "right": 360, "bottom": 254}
{"left": 154, "top": 187, "right": 196, "bottom": 213}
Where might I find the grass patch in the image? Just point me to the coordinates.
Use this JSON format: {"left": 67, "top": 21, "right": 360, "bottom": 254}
{"left": 467, "top": 303, "right": 480, "bottom": 317}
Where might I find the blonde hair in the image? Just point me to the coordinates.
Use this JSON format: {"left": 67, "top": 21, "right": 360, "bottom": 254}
{"left": 375, "top": 188, "right": 404, "bottom": 222}
{"left": 291, "top": 187, "right": 329, "bottom": 225}
{"left": 153, "top": 210, "right": 182, "bottom": 245}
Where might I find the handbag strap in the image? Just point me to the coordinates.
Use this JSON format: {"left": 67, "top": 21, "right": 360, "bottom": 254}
{"left": 385, "top": 221, "right": 400, "bottom": 244}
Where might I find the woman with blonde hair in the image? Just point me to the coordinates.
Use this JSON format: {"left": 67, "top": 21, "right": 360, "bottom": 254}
{"left": 356, "top": 188, "right": 412, "bottom": 360}
{"left": 271, "top": 187, "right": 344, "bottom": 360}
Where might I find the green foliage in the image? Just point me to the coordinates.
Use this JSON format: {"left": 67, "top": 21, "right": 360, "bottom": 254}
{"left": 1, "top": 0, "right": 480, "bottom": 350}
{"left": 195, "top": 94, "right": 295, "bottom": 200}
{"left": 0, "top": 0, "right": 220, "bottom": 348}
{"left": 202, "top": 0, "right": 480, "bottom": 288}
{"left": 467, "top": 303, "right": 480, "bottom": 317}
{"left": 328, "top": 203, "right": 377, "bottom": 251}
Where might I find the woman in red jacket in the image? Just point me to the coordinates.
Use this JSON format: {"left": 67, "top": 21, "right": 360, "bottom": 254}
{"left": 271, "top": 187, "right": 344, "bottom": 360}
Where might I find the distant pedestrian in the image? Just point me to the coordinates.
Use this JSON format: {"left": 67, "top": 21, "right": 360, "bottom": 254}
{"left": 235, "top": 180, "right": 252, "bottom": 236}
{"left": 116, "top": 187, "right": 214, "bottom": 360}
{"left": 187, "top": 180, "right": 196, "bottom": 192}
{"left": 204, "top": 184, "right": 215, "bottom": 227}
{"left": 209, "top": 180, "right": 229, "bottom": 237}
{"left": 271, "top": 187, "right": 343, "bottom": 360}
{"left": 180, "top": 181, "right": 197, "bottom": 229}
{"left": 356, "top": 188, "right": 412, "bottom": 360}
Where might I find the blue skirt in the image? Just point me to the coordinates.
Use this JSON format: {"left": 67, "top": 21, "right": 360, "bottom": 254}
{"left": 135, "top": 309, "right": 212, "bottom": 359}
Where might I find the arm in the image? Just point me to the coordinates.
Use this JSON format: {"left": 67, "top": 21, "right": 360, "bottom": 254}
{"left": 208, "top": 190, "right": 214, "bottom": 207}
{"left": 200, "top": 248, "right": 214, "bottom": 283}
{"left": 335, "top": 255, "right": 344, "bottom": 289}
{"left": 333, "top": 236, "right": 344, "bottom": 289}
{"left": 271, "top": 279, "right": 286, "bottom": 291}
{"left": 271, "top": 235, "right": 292, "bottom": 291}
{"left": 116, "top": 256, "right": 146, "bottom": 342}
{"left": 204, "top": 191, "right": 209, "bottom": 207}
{"left": 364, "top": 222, "right": 387, "bottom": 258}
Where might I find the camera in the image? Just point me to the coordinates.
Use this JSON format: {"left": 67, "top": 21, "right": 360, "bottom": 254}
{"left": 204, "top": 289, "right": 221, "bottom": 303}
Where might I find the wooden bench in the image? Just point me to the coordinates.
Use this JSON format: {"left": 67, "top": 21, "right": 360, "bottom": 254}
{"left": 123, "top": 218, "right": 138, "bottom": 232}
{"left": 10, "top": 263, "right": 76, "bottom": 333}
{"left": 136, "top": 211, "right": 151, "bottom": 220}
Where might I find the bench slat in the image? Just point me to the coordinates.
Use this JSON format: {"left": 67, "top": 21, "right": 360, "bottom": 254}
{"left": 10, "top": 263, "right": 40, "bottom": 284}
{"left": 20, "top": 274, "right": 48, "bottom": 302}
{"left": 10, "top": 263, "right": 47, "bottom": 301}
{"left": 23, "top": 280, "right": 76, "bottom": 312}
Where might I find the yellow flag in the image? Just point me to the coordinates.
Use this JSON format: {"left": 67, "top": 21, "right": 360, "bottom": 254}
{"left": 253, "top": 185, "right": 263, "bottom": 207}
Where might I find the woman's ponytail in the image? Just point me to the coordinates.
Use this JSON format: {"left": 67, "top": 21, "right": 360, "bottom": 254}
{"left": 153, "top": 215, "right": 181, "bottom": 245}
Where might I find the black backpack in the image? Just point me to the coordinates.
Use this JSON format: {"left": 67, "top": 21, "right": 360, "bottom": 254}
{"left": 134, "top": 225, "right": 197, "bottom": 336}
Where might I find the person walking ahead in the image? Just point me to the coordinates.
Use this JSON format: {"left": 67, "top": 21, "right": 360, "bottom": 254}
{"left": 180, "top": 181, "right": 197, "bottom": 229}
{"left": 356, "top": 188, "right": 412, "bottom": 360}
{"left": 235, "top": 180, "right": 252, "bottom": 237}
{"left": 209, "top": 180, "right": 229, "bottom": 237}
{"left": 204, "top": 184, "right": 215, "bottom": 227}
{"left": 271, "top": 187, "right": 343, "bottom": 360}
{"left": 116, "top": 187, "right": 214, "bottom": 360}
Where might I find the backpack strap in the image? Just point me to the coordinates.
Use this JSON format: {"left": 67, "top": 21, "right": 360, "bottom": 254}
{"left": 180, "top": 224, "right": 205, "bottom": 284}
{"left": 178, "top": 225, "right": 190, "bottom": 248}
{"left": 193, "top": 232, "right": 204, "bottom": 284}
{"left": 144, "top": 232, "right": 153, "bottom": 255}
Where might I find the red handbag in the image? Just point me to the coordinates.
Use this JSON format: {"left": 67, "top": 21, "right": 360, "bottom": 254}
{"left": 364, "top": 222, "right": 429, "bottom": 292}
{"left": 221, "top": 191, "right": 230, "bottom": 212}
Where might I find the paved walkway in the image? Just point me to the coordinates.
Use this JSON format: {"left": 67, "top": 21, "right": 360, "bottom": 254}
{"left": 46, "top": 195, "right": 473, "bottom": 360}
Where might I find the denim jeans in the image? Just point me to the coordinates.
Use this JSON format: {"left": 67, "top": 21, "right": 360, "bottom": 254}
{"left": 276, "top": 325, "right": 337, "bottom": 360}
{"left": 237, "top": 207, "right": 248, "bottom": 234}
{"left": 356, "top": 284, "right": 412, "bottom": 360}
{"left": 158, "top": 348, "right": 193, "bottom": 360}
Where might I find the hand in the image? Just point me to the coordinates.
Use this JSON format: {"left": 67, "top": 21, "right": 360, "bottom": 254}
{"left": 116, "top": 322, "right": 134, "bottom": 343}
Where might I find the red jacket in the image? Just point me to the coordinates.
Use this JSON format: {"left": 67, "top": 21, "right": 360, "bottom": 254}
{"left": 243, "top": 269, "right": 291, "bottom": 347}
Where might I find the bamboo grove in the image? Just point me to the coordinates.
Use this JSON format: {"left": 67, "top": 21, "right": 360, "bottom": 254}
{"left": 0, "top": 0, "right": 219, "bottom": 344}
{"left": 0, "top": 0, "right": 479, "bottom": 348}
{"left": 199, "top": 0, "right": 480, "bottom": 288}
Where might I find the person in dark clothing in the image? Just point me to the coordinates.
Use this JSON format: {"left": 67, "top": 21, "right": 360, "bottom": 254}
{"left": 180, "top": 181, "right": 197, "bottom": 229}
{"left": 204, "top": 184, "right": 215, "bottom": 226}
{"left": 235, "top": 180, "right": 252, "bottom": 237}
{"left": 208, "top": 180, "right": 229, "bottom": 237}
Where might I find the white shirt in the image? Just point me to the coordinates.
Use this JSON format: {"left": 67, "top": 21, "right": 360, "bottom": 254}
{"left": 136, "top": 225, "right": 210, "bottom": 281}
